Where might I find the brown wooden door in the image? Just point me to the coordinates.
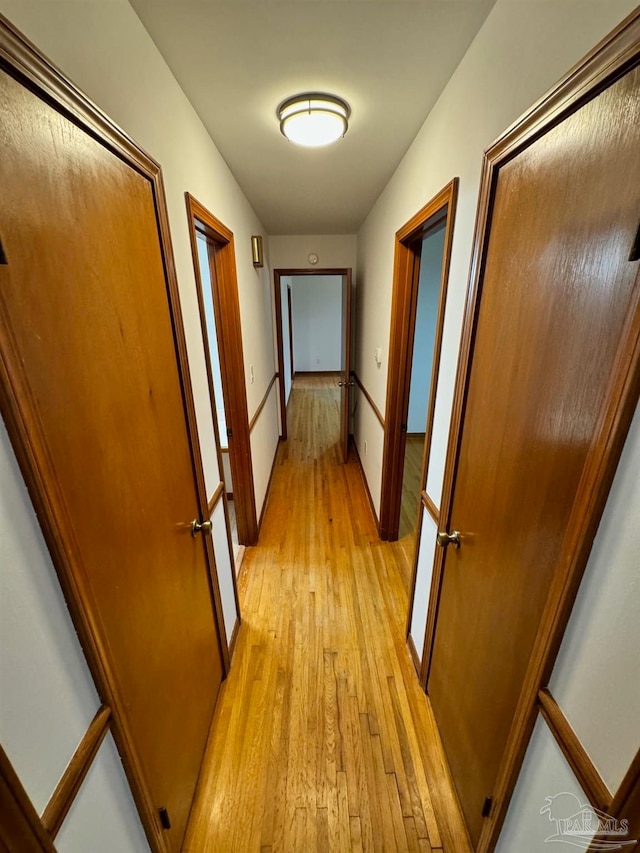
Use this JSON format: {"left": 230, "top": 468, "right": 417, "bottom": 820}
{"left": 0, "top": 68, "right": 224, "bottom": 850}
{"left": 340, "top": 270, "right": 353, "bottom": 462}
{"left": 428, "top": 66, "right": 640, "bottom": 846}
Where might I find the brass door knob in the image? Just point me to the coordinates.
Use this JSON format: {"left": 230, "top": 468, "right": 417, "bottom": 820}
{"left": 436, "top": 530, "right": 461, "bottom": 548}
{"left": 191, "top": 519, "right": 213, "bottom": 537}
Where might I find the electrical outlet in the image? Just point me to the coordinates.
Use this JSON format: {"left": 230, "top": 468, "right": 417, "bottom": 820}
{"left": 364, "top": 440, "right": 368, "bottom": 455}
{"left": 250, "top": 364, "right": 254, "bottom": 384}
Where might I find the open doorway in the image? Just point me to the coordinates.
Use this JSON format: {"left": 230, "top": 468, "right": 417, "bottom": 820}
{"left": 186, "top": 194, "right": 258, "bottom": 549}
{"left": 274, "top": 268, "right": 352, "bottom": 461}
{"left": 379, "top": 179, "right": 458, "bottom": 555}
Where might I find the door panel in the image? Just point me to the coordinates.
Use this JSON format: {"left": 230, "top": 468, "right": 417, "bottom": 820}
{"left": 428, "top": 66, "right": 640, "bottom": 845}
{"left": 0, "top": 69, "right": 224, "bottom": 849}
{"left": 340, "top": 270, "right": 352, "bottom": 462}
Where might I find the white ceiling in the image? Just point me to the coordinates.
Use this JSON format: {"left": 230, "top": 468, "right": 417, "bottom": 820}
{"left": 129, "top": 0, "right": 496, "bottom": 234}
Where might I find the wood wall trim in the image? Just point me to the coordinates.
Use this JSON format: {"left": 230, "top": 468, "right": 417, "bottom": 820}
{"left": 249, "top": 373, "right": 278, "bottom": 433}
{"left": 420, "top": 490, "right": 439, "bottom": 525}
{"left": 380, "top": 178, "right": 458, "bottom": 543}
{"left": 407, "top": 633, "right": 421, "bottom": 677}
{"left": 0, "top": 743, "right": 56, "bottom": 852}
{"left": 352, "top": 372, "right": 385, "bottom": 428}
{"left": 538, "top": 689, "right": 612, "bottom": 813}
{"left": 258, "top": 436, "right": 281, "bottom": 531}
{"left": 228, "top": 617, "right": 241, "bottom": 661}
{"left": 349, "top": 436, "right": 379, "bottom": 526}
{"left": 41, "top": 706, "right": 112, "bottom": 839}
{"left": 207, "top": 481, "right": 225, "bottom": 517}
{"left": 420, "top": 13, "right": 640, "bottom": 852}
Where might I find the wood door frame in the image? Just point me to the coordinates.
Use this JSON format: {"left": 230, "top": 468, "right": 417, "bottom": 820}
{"left": 185, "top": 194, "right": 258, "bottom": 545}
{"left": 379, "top": 179, "right": 458, "bottom": 541}
{"left": 0, "top": 16, "right": 228, "bottom": 853}
{"left": 422, "top": 12, "right": 640, "bottom": 852}
{"left": 273, "top": 268, "right": 353, "bottom": 442}
{"left": 287, "top": 285, "right": 294, "bottom": 381}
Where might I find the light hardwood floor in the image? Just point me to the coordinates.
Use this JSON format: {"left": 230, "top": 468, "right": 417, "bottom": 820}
{"left": 184, "top": 376, "right": 470, "bottom": 852}
{"left": 398, "top": 434, "right": 426, "bottom": 545}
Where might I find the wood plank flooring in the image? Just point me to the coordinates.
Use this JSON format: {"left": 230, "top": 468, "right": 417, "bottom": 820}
{"left": 398, "top": 434, "right": 426, "bottom": 544}
{"left": 184, "top": 376, "right": 470, "bottom": 852}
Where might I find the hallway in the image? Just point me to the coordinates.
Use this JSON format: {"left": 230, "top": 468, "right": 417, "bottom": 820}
{"left": 184, "top": 376, "right": 469, "bottom": 852}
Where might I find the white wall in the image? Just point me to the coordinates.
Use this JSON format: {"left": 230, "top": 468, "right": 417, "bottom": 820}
{"left": 407, "top": 223, "right": 446, "bottom": 433}
{"left": 498, "top": 400, "right": 640, "bottom": 848}
{"left": 290, "top": 275, "right": 342, "bottom": 372}
{"left": 0, "top": 417, "right": 149, "bottom": 848}
{"left": 0, "top": 0, "right": 279, "bottom": 516}
{"left": 269, "top": 234, "right": 357, "bottom": 273}
{"left": 354, "top": 0, "right": 637, "bottom": 512}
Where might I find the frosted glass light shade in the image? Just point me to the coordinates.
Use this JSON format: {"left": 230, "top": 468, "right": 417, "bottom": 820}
{"left": 278, "top": 94, "right": 350, "bottom": 147}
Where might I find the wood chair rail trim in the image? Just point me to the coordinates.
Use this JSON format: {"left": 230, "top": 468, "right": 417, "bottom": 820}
{"left": 538, "top": 690, "right": 612, "bottom": 813}
{"left": 420, "top": 11, "right": 640, "bottom": 852}
{"left": 41, "top": 706, "right": 112, "bottom": 839}
{"left": 249, "top": 373, "right": 278, "bottom": 433}
{"left": 207, "top": 481, "right": 225, "bottom": 517}
{"left": 0, "top": 743, "right": 56, "bottom": 852}
{"left": 420, "top": 490, "right": 439, "bottom": 525}
{"left": 352, "top": 372, "right": 385, "bottom": 428}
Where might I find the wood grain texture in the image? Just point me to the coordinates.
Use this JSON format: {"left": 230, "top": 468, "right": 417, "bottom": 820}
{"left": 0, "top": 25, "right": 227, "bottom": 852}
{"left": 538, "top": 691, "right": 612, "bottom": 813}
{"left": 184, "top": 376, "right": 470, "bottom": 852}
{"left": 353, "top": 372, "right": 385, "bottom": 428}
{"left": 424, "top": 18, "right": 640, "bottom": 850}
{"left": 0, "top": 744, "right": 55, "bottom": 852}
{"left": 41, "top": 706, "right": 112, "bottom": 839}
{"left": 207, "top": 481, "right": 225, "bottom": 517}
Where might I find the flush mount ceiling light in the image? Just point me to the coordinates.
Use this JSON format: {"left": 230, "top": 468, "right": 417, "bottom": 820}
{"left": 278, "top": 93, "right": 350, "bottom": 148}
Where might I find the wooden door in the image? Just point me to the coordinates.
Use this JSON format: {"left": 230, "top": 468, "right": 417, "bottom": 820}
{"left": 428, "top": 65, "right": 640, "bottom": 846}
{"left": 339, "top": 270, "right": 353, "bottom": 462}
{"left": 0, "top": 66, "right": 224, "bottom": 850}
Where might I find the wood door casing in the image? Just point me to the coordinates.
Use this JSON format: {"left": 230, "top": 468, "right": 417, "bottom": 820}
{"left": 380, "top": 180, "right": 457, "bottom": 542}
{"left": 273, "top": 268, "right": 352, "bottom": 454}
{"left": 185, "top": 194, "right": 258, "bottom": 545}
{"left": 0, "top": 63, "right": 224, "bottom": 852}
{"left": 428, "top": 62, "right": 640, "bottom": 847}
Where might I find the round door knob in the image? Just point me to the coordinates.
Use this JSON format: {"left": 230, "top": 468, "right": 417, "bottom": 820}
{"left": 436, "top": 530, "right": 461, "bottom": 548}
{"left": 191, "top": 519, "right": 213, "bottom": 537}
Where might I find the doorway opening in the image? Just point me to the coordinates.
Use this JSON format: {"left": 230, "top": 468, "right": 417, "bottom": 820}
{"left": 379, "top": 179, "right": 458, "bottom": 555}
{"left": 186, "top": 194, "right": 258, "bottom": 547}
{"left": 274, "top": 268, "right": 352, "bottom": 462}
